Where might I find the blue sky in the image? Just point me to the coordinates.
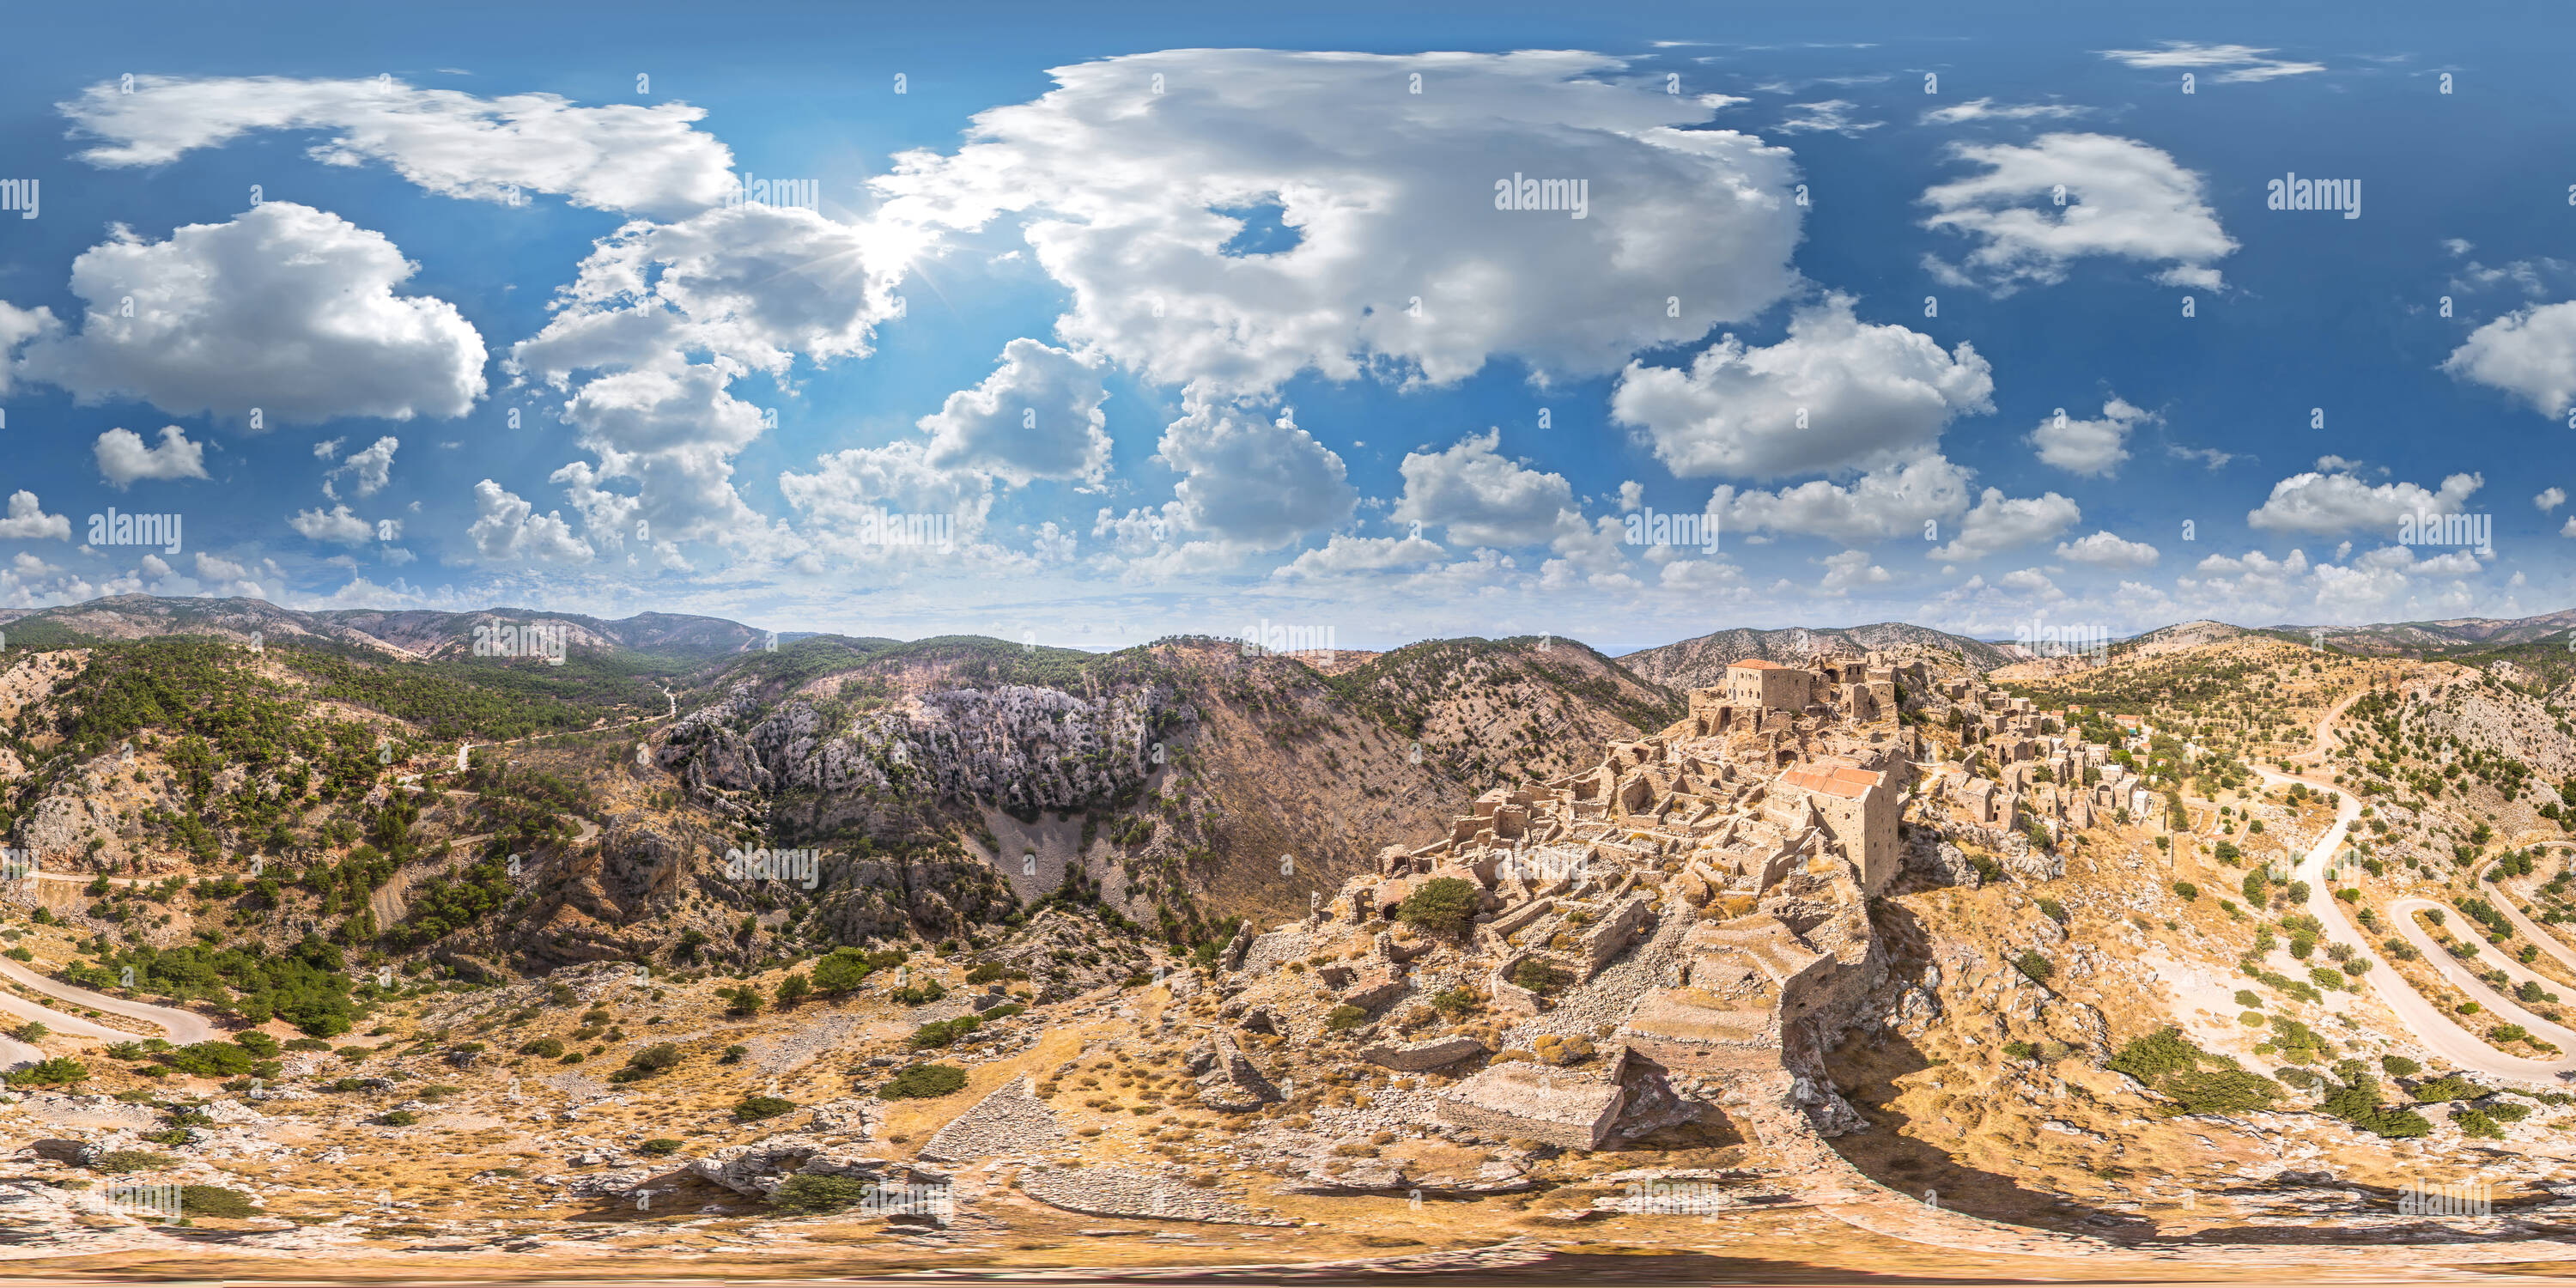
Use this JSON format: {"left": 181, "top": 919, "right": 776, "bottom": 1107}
{"left": 0, "top": 0, "right": 2571, "bottom": 653}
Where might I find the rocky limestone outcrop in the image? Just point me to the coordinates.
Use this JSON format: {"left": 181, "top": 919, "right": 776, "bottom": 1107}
{"left": 663, "top": 679, "right": 1186, "bottom": 826}
{"left": 686, "top": 1133, "right": 947, "bottom": 1202}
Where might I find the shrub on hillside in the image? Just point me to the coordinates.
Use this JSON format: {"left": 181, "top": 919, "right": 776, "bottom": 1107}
{"left": 2410, "top": 1075, "right": 2484, "bottom": 1103}
{"left": 1396, "top": 878, "right": 1481, "bottom": 939}
{"left": 180, "top": 1185, "right": 259, "bottom": 1218}
{"left": 90, "top": 1150, "right": 177, "bottom": 1174}
{"left": 772, "top": 1173, "right": 876, "bottom": 1212}
{"left": 2107, "top": 1027, "right": 2201, "bottom": 1082}
{"left": 5, "top": 1057, "right": 89, "bottom": 1087}
{"left": 811, "top": 948, "right": 872, "bottom": 994}
{"left": 878, "top": 1063, "right": 967, "bottom": 1101}
{"left": 732, "top": 1095, "right": 796, "bottom": 1121}
{"left": 2161, "top": 1067, "right": 2281, "bottom": 1115}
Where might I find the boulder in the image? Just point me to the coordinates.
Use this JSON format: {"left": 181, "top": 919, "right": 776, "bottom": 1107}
{"left": 685, "top": 1133, "right": 895, "bottom": 1197}
{"left": 807, "top": 1097, "right": 882, "bottom": 1139}
{"left": 1339, "top": 973, "right": 1405, "bottom": 1012}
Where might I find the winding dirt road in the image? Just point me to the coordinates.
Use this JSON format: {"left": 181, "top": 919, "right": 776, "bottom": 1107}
{"left": 0, "top": 954, "right": 216, "bottom": 1068}
{"left": 2481, "top": 840, "right": 2576, "bottom": 975}
{"left": 0, "top": 689, "right": 664, "bottom": 1066}
{"left": 2244, "top": 697, "right": 2576, "bottom": 1083}
{"left": 2382, "top": 895, "right": 2576, "bottom": 1058}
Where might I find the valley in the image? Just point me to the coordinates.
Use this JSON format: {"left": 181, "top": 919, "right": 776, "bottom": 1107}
{"left": 2, "top": 598, "right": 2576, "bottom": 1279}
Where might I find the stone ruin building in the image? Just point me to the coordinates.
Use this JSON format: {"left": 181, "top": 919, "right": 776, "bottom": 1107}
{"left": 1207, "top": 653, "right": 1941, "bottom": 1152}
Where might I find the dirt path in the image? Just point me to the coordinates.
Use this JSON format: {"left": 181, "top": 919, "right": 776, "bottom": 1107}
{"left": 369, "top": 782, "right": 603, "bottom": 927}
{"left": 2285, "top": 687, "right": 2366, "bottom": 766}
{"left": 2482, "top": 840, "right": 2576, "bottom": 975}
{"left": 0, "top": 957, "right": 216, "bottom": 1044}
{"left": 2384, "top": 895, "right": 2576, "bottom": 1062}
{"left": 1753, "top": 1069, "right": 2576, "bottom": 1265}
{"left": 2234, "top": 698, "right": 2576, "bottom": 1084}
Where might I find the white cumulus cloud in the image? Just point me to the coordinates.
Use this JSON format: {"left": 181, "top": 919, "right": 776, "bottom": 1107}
{"left": 325, "top": 435, "right": 400, "bottom": 499}
{"left": 0, "top": 491, "right": 70, "bottom": 540}
{"left": 872, "top": 49, "right": 1803, "bottom": 396}
{"left": 2028, "top": 396, "right": 2154, "bottom": 477}
{"left": 94, "top": 425, "right": 210, "bottom": 487}
{"left": 513, "top": 203, "right": 912, "bottom": 553}
{"left": 2247, "top": 466, "right": 2482, "bottom": 535}
{"left": 1921, "top": 133, "right": 2235, "bottom": 295}
{"left": 62, "top": 76, "right": 738, "bottom": 218}
{"left": 1273, "top": 534, "right": 1449, "bottom": 580}
{"left": 2055, "top": 530, "right": 2160, "bottom": 567}
{"left": 1928, "top": 487, "right": 2081, "bottom": 562}
{"left": 7, "top": 203, "right": 486, "bottom": 425}
{"left": 289, "top": 503, "right": 375, "bottom": 545}
{"left": 918, "top": 339, "right": 1111, "bottom": 486}
{"left": 1158, "top": 400, "right": 1355, "bottom": 550}
{"left": 1391, "top": 429, "right": 1577, "bottom": 548}
{"left": 1710, "top": 452, "right": 1972, "bottom": 545}
{"left": 2442, "top": 301, "right": 2576, "bottom": 416}
{"left": 1611, "top": 294, "right": 1995, "bottom": 479}
{"left": 466, "top": 479, "right": 593, "bottom": 563}
{"left": 1819, "top": 549, "right": 1891, "bottom": 595}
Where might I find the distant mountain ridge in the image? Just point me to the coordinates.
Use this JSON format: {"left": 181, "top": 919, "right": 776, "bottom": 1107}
{"left": 2274, "top": 609, "right": 2576, "bottom": 656}
{"left": 1618, "top": 622, "right": 2013, "bottom": 690}
{"left": 7, "top": 595, "right": 2576, "bottom": 685}
{"left": 0, "top": 595, "right": 774, "bottom": 662}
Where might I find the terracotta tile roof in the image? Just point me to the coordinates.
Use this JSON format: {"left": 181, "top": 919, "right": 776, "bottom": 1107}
{"left": 1777, "top": 760, "right": 1884, "bottom": 799}
{"left": 1728, "top": 659, "right": 1789, "bottom": 670}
